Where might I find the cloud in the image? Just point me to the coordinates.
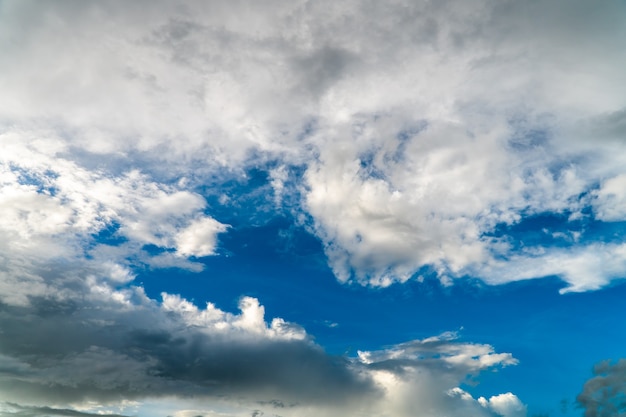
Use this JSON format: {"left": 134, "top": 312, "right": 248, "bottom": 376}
{"left": 577, "top": 359, "right": 626, "bottom": 417}
{"left": 1, "top": 0, "right": 626, "bottom": 292}
{"left": 0, "top": 403, "right": 130, "bottom": 417}
{"left": 0, "top": 272, "right": 521, "bottom": 416}
{"left": 0, "top": 286, "right": 373, "bottom": 407}
{"left": 140, "top": 332, "right": 523, "bottom": 417}
{"left": 475, "top": 243, "right": 626, "bottom": 293}
{"left": 174, "top": 217, "right": 229, "bottom": 257}
{"left": 480, "top": 393, "right": 528, "bottom": 417}
{"left": 593, "top": 174, "right": 626, "bottom": 222}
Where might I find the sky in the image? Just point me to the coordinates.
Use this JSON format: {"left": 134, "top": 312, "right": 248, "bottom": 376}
{"left": 0, "top": 0, "right": 625, "bottom": 416}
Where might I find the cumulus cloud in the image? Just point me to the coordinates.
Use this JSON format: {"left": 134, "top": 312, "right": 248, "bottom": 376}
{"left": 480, "top": 393, "right": 528, "bottom": 417}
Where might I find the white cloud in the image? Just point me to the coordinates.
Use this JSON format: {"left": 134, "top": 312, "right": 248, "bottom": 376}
{"left": 593, "top": 173, "right": 626, "bottom": 222}
{"left": 0, "top": 135, "right": 228, "bottom": 305}
{"left": 477, "top": 243, "right": 626, "bottom": 293}
{"left": 175, "top": 217, "right": 228, "bottom": 257}
{"left": 480, "top": 392, "right": 528, "bottom": 417}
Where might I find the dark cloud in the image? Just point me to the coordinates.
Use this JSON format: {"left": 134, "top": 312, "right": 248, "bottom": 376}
{"left": 577, "top": 359, "right": 626, "bottom": 417}
{"left": 0, "top": 290, "right": 376, "bottom": 407}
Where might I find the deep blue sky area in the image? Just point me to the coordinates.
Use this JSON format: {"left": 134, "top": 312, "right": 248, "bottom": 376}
{"left": 138, "top": 205, "right": 626, "bottom": 416}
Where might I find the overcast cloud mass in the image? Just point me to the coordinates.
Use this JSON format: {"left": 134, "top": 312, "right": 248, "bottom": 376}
{"left": 0, "top": 0, "right": 625, "bottom": 416}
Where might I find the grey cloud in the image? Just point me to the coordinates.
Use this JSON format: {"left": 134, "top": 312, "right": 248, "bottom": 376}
{"left": 291, "top": 47, "right": 358, "bottom": 98}
{"left": 0, "top": 286, "right": 376, "bottom": 407}
{"left": 0, "top": 403, "right": 129, "bottom": 417}
{"left": 577, "top": 359, "right": 626, "bottom": 417}
{"left": 0, "top": 272, "right": 518, "bottom": 416}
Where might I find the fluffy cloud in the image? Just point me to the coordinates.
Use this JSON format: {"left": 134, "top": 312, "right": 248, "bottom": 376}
{"left": 0, "top": 135, "right": 227, "bottom": 304}
{"left": 477, "top": 243, "right": 626, "bottom": 293}
{"left": 479, "top": 393, "right": 527, "bottom": 417}
{"left": 593, "top": 174, "right": 626, "bottom": 222}
{"left": 1, "top": 0, "right": 626, "bottom": 291}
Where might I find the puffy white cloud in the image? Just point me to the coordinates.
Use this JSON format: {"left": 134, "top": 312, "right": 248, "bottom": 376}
{"left": 480, "top": 392, "right": 528, "bottom": 417}
{"left": 593, "top": 173, "right": 626, "bottom": 222}
{"left": 175, "top": 217, "right": 228, "bottom": 257}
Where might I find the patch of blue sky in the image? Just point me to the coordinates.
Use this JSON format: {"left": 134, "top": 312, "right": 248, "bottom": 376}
{"left": 484, "top": 211, "right": 582, "bottom": 252}
{"left": 11, "top": 165, "right": 59, "bottom": 196}
{"left": 90, "top": 221, "right": 128, "bottom": 247}
{"left": 358, "top": 151, "right": 387, "bottom": 181}
{"left": 483, "top": 207, "right": 626, "bottom": 257}
{"left": 199, "top": 162, "right": 308, "bottom": 224}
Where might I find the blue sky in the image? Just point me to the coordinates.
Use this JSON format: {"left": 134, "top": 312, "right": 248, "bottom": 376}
{"left": 0, "top": 1, "right": 626, "bottom": 416}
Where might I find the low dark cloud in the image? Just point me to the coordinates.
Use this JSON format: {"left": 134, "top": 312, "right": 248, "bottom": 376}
{"left": 0, "top": 291, "right": 375, "bottom": 407}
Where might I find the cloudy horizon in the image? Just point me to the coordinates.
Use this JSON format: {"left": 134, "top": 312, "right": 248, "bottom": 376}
{"left": 1, "top": 0, "right": 625, "bottom": 416}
